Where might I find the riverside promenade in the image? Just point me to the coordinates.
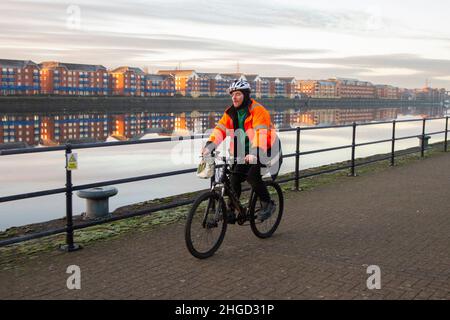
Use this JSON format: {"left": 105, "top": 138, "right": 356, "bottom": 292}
{"left": 1, "top": 151, "right": 450, "bottom": 300}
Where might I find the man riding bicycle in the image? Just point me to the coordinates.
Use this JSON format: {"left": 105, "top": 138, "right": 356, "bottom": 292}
{"left": 201, "top": 79, "right": 282, "bottom": 222}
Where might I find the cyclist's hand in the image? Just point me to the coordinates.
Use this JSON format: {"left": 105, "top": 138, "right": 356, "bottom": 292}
{"left": 201, "top": 147, "right": 211, "bottom": 157}
{"left": 245, "top": 155, "right": 257, "bottom": 164}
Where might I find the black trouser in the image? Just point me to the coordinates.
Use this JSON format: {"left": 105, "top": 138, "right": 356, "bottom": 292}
{"left": 230, "top": 163, "right": 271, "bottom": 203}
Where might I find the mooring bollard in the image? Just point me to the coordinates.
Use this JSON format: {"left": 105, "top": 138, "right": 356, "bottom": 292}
{"left": 418, "top": 135, "right": 431, "bottom": 150}
{"left": 77, "top": 186, "right": 118, "bottom": 219}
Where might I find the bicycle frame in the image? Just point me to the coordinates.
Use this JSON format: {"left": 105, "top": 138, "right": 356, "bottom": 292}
{"left": 187, "top": 154, "right": 284, "bottom": 258}
{"left": 209, "top": 155, "right": 256, "bottom": 223}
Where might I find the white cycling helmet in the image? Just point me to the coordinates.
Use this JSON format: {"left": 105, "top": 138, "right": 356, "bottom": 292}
{"left": 228, "top": 79, "right": 251, "bottom": 94}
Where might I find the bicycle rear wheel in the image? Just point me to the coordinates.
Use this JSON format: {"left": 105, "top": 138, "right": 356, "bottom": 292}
{"left": 249, "top": 181, "right": 284, "bottom": 238}
{"left": 185, "top": 191, "right": 227, "bottom": 259}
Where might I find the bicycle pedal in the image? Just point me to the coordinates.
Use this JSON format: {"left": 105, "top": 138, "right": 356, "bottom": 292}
{"left": 206, "top": 222, "right": 218, "bottom": 228}
{"left": 227, "top": 213, "right": 236, "bottom": 224}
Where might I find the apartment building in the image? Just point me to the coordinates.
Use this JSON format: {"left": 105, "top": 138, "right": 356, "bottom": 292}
{"left": 332, "top": 78, "right": 376, "bottom": 99}
{"left": 40, "top": 114, "right": 109, "bottom": 145}
{"left": 186, "top": 72, "right": 215, "bottom": 97}
{"left": 376, "top": 85, "right": 400, "bottom": 99}
{"left": 0, "top": 114, "right": 40, "bottom": 145}
{"left": 0, "top": 59, "right": 40, "bottom": 95}
{"left": 157, "top": 70, "right": 196, "bottom": 96}
{"left": 110, "top": 66, "right": 146, "bottom": 96}
{"left": 40, "top": 61, "right": 109, "bottom": 96}
{"left": 296, "top": 80, "right": 339, "bottom": 98}
{"left": 278, "top": 77, "right": 296, "bottom": 98}
{"left": 144, "top": 74, "right": 175, "bottom": 97}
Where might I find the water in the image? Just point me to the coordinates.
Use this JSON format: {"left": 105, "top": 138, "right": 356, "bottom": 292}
{"left": 0, "top": 106, "right": 447, "bottom": 230}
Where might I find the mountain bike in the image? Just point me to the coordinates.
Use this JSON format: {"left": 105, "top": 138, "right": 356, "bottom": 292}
{"left": 185, "top": 151, "right": 284, "bottom": 259}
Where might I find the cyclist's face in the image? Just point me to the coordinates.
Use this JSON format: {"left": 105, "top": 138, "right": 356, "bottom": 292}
{"left": 231, "top": 91, "right": 244, "bottom": 107}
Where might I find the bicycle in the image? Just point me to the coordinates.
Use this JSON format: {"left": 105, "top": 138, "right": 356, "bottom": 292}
{"left": 185, "top": 151, "right": 284, "bottom": 259}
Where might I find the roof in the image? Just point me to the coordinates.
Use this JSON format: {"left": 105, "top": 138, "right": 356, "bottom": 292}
{"left": 112, "top": 66, "right": 145, "bottom": 75}
{"left": 145, "top": 74, "right": 172, "bottom": 81}
{"left": 297, "top": 79, "right": 317, "bottom": 82}
{"left": 40, "top": 61, "right": 106, "bottom": 72}
{"left": 0, "top": 59, "right": 39, "bottom": 69}
{"left": 278, "top": 77, "right": 296, "bottom": 83}
{"left": 218, "top": 74, "right": 235, "bottom": 81}
{"left": 260, "top": 77, "right": 278, "bottom": 81}
{"left": 220, "top": 73, "right": 243, "bottom": 79}
{"left": 318, "top": 81, "right": 337, "bottom": 86}
{"left": 375, "top": 84, "right": 396, "bottom": 88}
{"left": 243, "top": 74, "right": 259, "bottom": 82}
{"left": 332, "top": 77, "right": 358, "bottom": 82}
{"left": 157, "top": 70, "right": 196, "bottom": 77}
{"left": 194, "top": 72, "right": 218, "bottom": 79}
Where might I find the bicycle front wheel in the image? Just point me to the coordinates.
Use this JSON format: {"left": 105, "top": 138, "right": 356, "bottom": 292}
{"left": 185, "top": 191, "right": 227, "bottom": 259}
{"left": 249, "top": 181, "right": 284, "bottom": 238}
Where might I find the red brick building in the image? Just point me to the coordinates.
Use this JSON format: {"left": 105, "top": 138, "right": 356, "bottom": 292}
{"left": 278, "top": 77, "right": 296, "bottom": 98}
{"left": 40, "top": 114, "right": 109, "bottom": 145}
{"left": 0, "top": 59, "right": 40, "bottom": 95}
{"left": 0, "top": 114, "right": 40, "bottom": 145}
{"left": 376, "top": 85, "right": 400, "bottom": 99}
{"left": 40, "top": 61, "right": 109, "bottom": 96}
{"left": 332, "top": 78, "right": 376, "bottom": 99}
{"left": 110, "top": 66, "right": 146, "bottom": 96}
{"left": 186, "top": 72, "right": 216, "bottom": 97}
{"left": 144, "top": 74, "right": 175, "bottom": 97}
{"left": 157, "top": 70, "right": 196, "bottom": 96}
{"left": 296, "top": 80, "right": 339, "bottom": 98}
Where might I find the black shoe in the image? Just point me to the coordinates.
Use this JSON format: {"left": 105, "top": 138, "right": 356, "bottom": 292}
{"left": 226, "top": 201, "right": 237, "bottom": 224}
{"left": 227, "top": 210, "right": 236, "bottom": 224}
{"left": 257, "top": 200, "right": 276, "bottom": 221}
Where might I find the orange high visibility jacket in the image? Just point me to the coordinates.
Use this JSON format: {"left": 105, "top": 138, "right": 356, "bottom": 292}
{"left": 207, "top": 99, "right": 277, "bottom": 157}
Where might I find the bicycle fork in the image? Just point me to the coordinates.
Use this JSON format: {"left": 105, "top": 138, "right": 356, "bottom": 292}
{"left": 202, "top": 193, "right": 223, "bottom": 228}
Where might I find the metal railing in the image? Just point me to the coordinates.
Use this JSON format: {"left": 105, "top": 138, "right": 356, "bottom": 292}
{"left": 0, "top": 116, "right": 448, "bottom": 250}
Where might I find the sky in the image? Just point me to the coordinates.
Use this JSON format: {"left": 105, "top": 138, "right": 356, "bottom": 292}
{"left": 1, "top": 0, "right": 449, "bottom": 89}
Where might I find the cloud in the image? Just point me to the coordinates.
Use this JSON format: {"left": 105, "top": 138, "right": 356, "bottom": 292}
{"left": 434, "top": 76, "right": 450, "bottom": 81}
{"left": 1, "top": 0, "right": 449, "bottom": 89}
{"left": 1, "top": 0, "right": 394, "bottom": 35}
{"left": 0, "top": 21, "right": 330, "bottom": 67}
{"left": 358, "top": 68, "right": 420, "bottom": 77}
{"left": 274, "top": 54, "right": 450, "bottom": 78}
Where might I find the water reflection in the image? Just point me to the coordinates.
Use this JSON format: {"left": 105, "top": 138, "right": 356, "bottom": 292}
{"left": 0, "top": 105, "right": 448, "bottom": 230}
{"left": 1, "top": 105, "right": 446, "bottom": 147}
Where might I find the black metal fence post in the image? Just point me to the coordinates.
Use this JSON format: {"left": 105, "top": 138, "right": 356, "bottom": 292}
{"left": 349, "top": 122, "right": 357, "bottom": 176}
{"left": 60, "top": 143, "right": 81, "bottom": 252}
{"left": 445, "top": 116, "right": 448, "bottom": 152}
{"left": 421, "top": 118, "right": 426, "bottom": 157}
{"left": 391, "top": 120, "right": 396, "bottom": 166}
{"left": 295, "top": 127, "right": 301, "bottom": 191}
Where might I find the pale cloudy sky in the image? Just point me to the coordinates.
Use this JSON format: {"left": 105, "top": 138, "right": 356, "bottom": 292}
{"left": 1, "top": 0, "right": 449, "bottom": 89}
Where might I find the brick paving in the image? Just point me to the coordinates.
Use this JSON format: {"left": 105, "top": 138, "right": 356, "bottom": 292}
{"left": 1, "top": 152, "right": 450, "bottom": 300}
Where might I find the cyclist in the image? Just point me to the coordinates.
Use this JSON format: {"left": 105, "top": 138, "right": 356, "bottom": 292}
{"left": 201, "top": 79, "right": 282, "bottom": 222}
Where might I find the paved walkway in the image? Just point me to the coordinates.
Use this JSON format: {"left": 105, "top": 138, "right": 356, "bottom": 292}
{"left": 1, "top": 152, "right": 450, "bottom": 299}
